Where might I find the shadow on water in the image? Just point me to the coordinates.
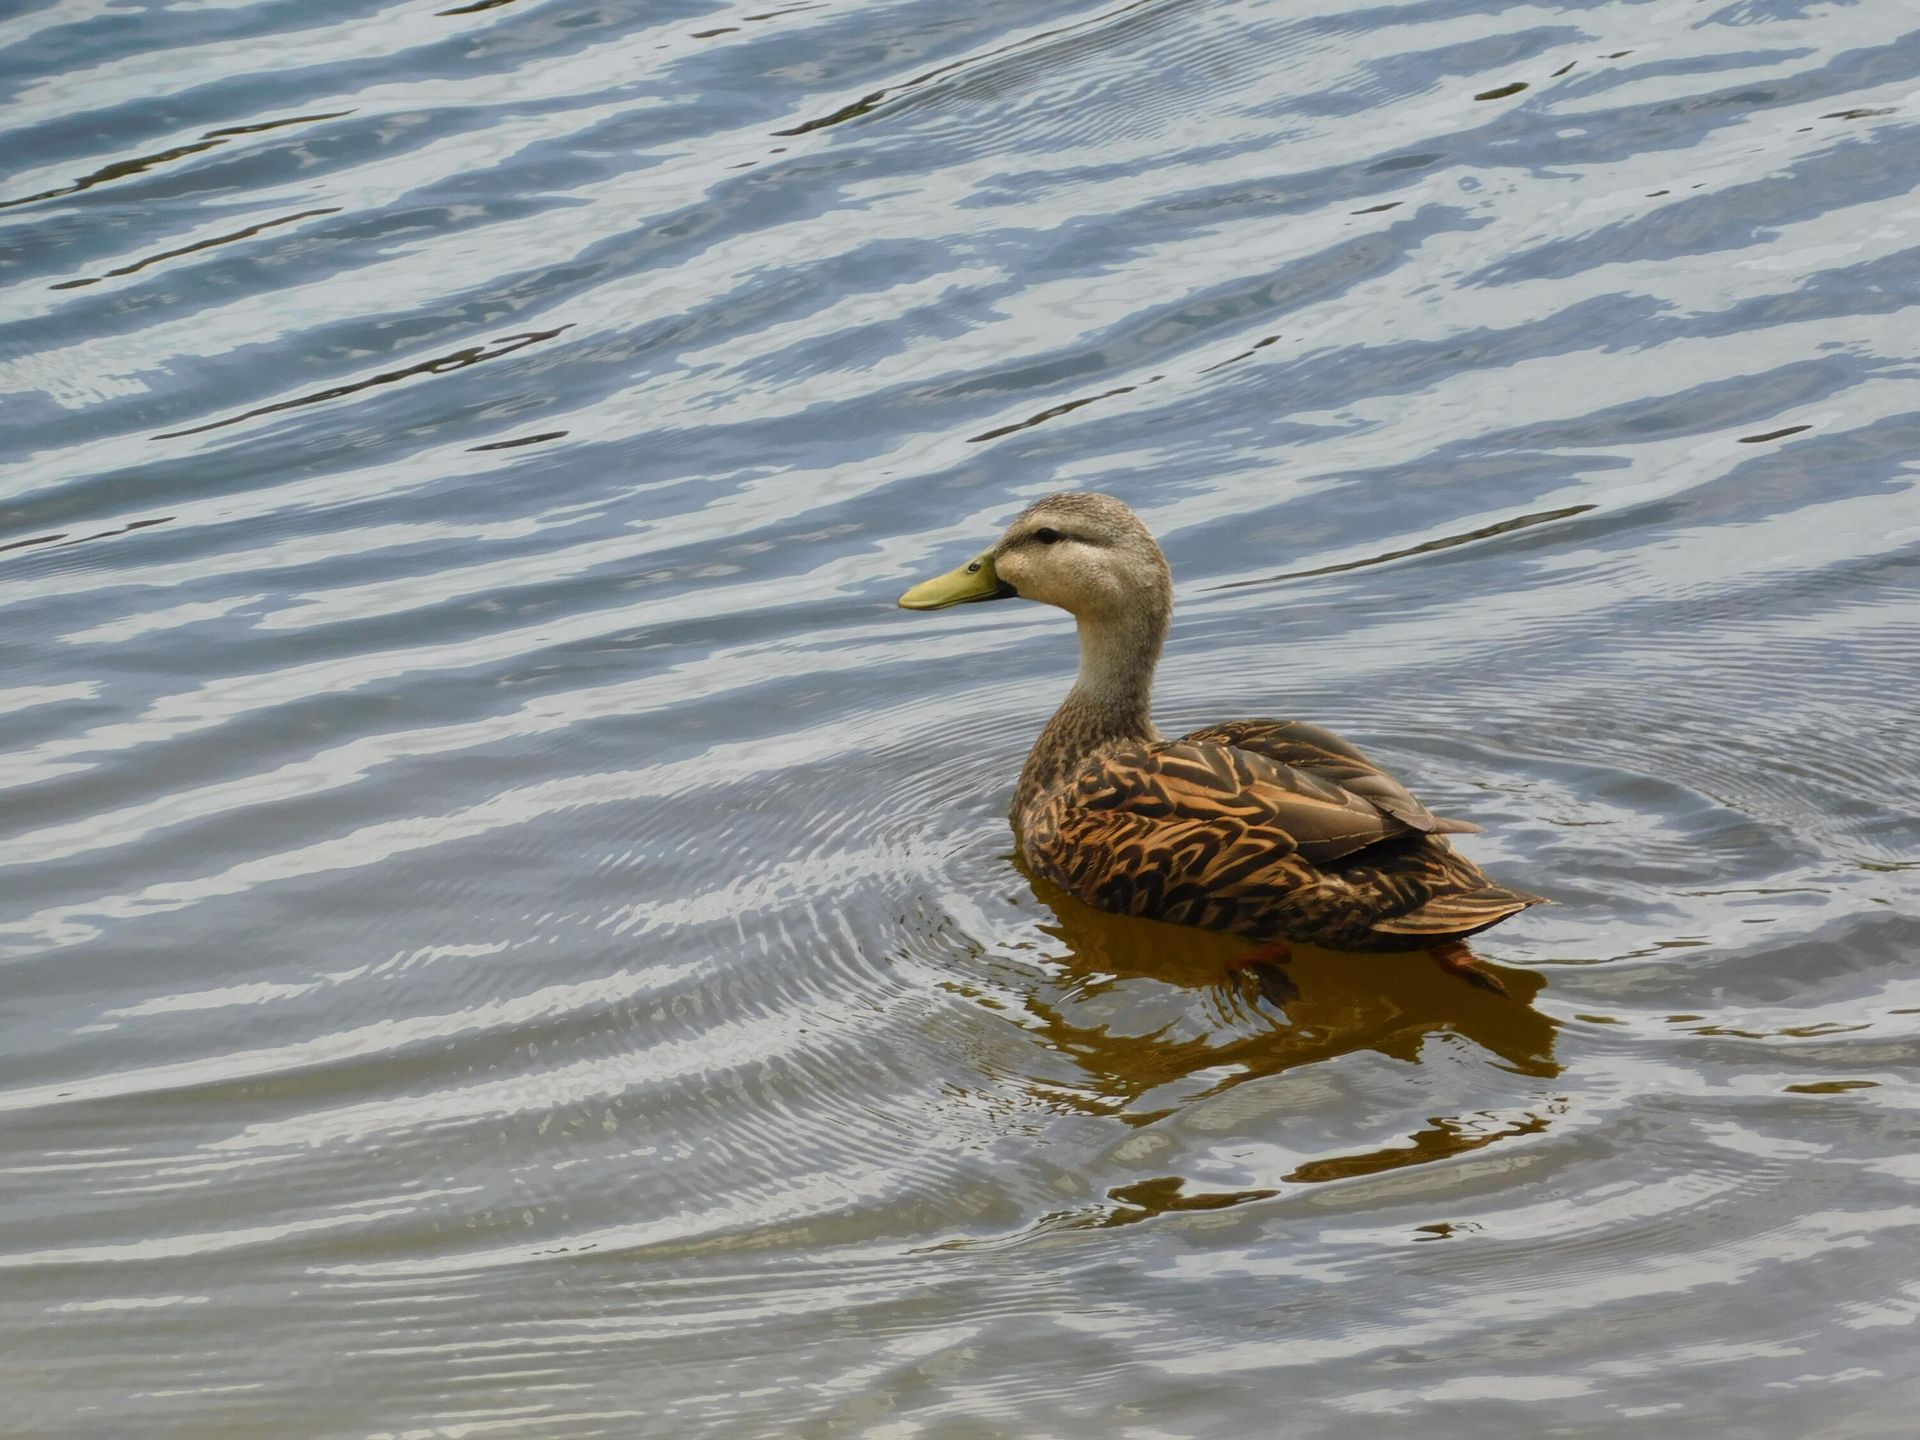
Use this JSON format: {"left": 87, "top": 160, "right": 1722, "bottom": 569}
{"left": 970, "top": 867, "right": 1564, "bottom": 1228}
{"left": 1022, "top": 866, "right": 1559, "bottom": 1085}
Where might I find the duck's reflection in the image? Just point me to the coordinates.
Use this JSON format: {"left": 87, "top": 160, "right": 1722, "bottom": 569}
{"left": 1011, "top": 867, "right": 1560, "bottom": 1150}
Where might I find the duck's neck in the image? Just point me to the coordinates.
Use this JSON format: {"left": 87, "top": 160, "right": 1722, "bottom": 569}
{"left": 1013, "top": 606, "right": 1166, "bottom": 825}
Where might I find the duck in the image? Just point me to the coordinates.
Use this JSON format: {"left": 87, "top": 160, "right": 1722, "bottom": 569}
{"left": 898, "top": 491, "right": 1542, "bottom": 1000}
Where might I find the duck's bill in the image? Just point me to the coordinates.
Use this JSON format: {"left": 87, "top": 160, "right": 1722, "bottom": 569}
{"left": 897, "top": 552, "right": 1017, "bottom": 610}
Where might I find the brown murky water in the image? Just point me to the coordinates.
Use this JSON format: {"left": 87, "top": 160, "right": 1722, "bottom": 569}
{"left": 4, "top": 1, "right": 1919, "bottom": 1435}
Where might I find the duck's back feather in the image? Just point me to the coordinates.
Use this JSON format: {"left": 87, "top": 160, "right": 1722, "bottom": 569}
{"left": 1181, "top": 719, "right": 1483, "bottom": 836}
{"left": 1020, "top": 716, "right": 1540, "bottom": 950}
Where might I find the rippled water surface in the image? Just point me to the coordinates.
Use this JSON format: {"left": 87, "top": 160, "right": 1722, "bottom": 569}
{"left": 5, "top": 0, "right": 1920, "bottom": 1435}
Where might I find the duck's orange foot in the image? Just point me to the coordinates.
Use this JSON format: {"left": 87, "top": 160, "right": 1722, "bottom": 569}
{"left": 1227, "top": 941, "right": 1298, "bottom": 1006}
{"left": 1429, "top": 940, "right": 1508, "bottom": 995}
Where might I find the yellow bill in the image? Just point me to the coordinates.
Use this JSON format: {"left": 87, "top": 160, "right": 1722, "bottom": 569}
{"left": 898, "top": 551, "right": 1016, "bottom": 610}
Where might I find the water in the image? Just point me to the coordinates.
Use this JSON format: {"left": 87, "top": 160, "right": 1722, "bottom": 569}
{"left": 4, "top": 0, "right": 1918, "bottom": 1434}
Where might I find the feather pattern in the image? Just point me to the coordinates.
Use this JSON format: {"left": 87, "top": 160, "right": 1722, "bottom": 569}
{"left": 1020, "top": 718, "right": 1540, "bottom": 951}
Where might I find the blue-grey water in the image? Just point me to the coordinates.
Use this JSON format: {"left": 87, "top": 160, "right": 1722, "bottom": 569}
{"left": 4, "top": 1, "right": 1919, "bottom": 1436}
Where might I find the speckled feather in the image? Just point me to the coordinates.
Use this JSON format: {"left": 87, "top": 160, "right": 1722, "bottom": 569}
{"left": 1018, "top": 718, "right": 1542, "bottom": 951}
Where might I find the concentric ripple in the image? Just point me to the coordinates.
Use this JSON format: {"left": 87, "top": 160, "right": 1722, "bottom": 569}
{"left": 3, "top": 0, "right": 1919, "bottom": 1436}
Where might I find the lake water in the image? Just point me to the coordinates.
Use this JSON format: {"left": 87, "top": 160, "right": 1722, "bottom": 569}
{"left": 4, "top": 1, "right": 1919, "bottom": 1436}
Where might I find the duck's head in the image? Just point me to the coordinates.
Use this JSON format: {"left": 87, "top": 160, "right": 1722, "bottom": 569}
{"left": 898, "top": 491, "right": 1172, "bottom": 623}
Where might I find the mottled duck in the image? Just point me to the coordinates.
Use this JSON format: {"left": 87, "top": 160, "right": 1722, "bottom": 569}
{"left": 898, "top": 491, "right": 1542, "bottom": 1000}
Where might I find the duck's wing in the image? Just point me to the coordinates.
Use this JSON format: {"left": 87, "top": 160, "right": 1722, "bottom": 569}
{"left": 1025, "top": 721, "right": 1519, "bottom": 934}
{"left": 1060, "top": 733, "right": 1431, "bottom": 873}
{"left": 1179, "top": 718, "right": 1482, "bottom": 837}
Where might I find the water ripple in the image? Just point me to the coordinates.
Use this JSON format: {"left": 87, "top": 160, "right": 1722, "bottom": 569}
{"left": 4, "top": 0, "right": 1919, "bottom": 1436}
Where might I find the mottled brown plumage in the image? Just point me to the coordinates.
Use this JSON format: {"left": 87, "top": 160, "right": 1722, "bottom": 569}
{"left": 1020, "top": 718, "right": 1536, "bottom": 952}
{"left": 898, "top": 492, "right": 1541, "bottom": 992}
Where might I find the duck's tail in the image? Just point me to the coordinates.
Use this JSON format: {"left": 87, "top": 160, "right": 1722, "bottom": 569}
{"left": 1369, "top": 883, "right": 1547, "bottom": 941}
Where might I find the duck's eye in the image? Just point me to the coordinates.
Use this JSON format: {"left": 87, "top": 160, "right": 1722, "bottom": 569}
{"left": 1034, "top": 527, "right": 1063, "bottom": 545}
